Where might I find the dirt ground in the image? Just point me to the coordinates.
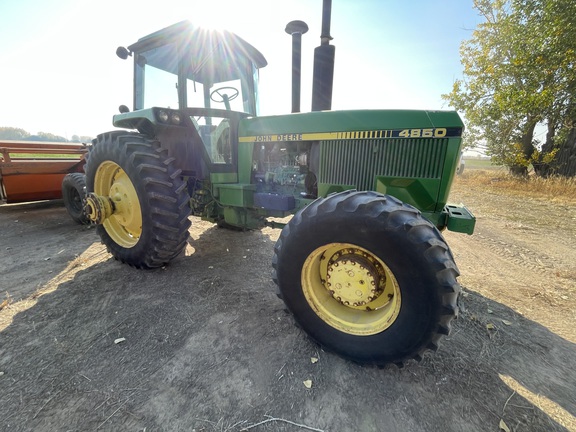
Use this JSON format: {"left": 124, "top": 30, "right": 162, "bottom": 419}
{"left": 0, "top": 169, "right": 575, "bottom": 432}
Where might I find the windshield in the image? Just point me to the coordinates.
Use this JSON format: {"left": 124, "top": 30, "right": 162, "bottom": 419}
{"left": 134, "top": 40, "right": 259, "bottom": 114}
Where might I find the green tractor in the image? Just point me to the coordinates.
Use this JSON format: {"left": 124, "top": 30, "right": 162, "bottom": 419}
{"left": 84, "top": 2, "right": 475, "bottom": 366}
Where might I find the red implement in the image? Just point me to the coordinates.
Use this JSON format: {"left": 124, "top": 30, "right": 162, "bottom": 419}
{"left": 0, "top": 141, "right": 87, "bottom": 203}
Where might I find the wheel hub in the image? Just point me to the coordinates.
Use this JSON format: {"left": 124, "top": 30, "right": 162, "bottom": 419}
{"left": 109, "top": 180, "right": 138, "bottom": 227}
{"left": 88, "top": 160, "right": 143, "bottom": 248}
{"left": 302, "top": 242, "right": 401, "bottom": 336}
{"left": 325, "top": 251, "right": 385, "bottom": 307}
{"left": 85, "top": 192, "right": 114, "bottom": 224}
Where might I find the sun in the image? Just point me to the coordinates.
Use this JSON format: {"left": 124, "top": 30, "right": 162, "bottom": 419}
{"left": 182, "top": 0, "right": 255, "bottom": 32}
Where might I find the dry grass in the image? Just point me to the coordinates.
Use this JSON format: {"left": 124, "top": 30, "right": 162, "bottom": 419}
{"left": 457, "top": 170, "right": 576, "bottom": 204}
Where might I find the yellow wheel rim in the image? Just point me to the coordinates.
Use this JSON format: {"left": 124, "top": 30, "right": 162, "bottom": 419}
{"left": 301, "top": 243, "right": 401, "bottom": 336}
{"left": 94, "top": 161, "right": 142, "bottom": 248}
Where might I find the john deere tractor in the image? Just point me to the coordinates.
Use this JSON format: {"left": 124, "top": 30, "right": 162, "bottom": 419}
{"left": 84, "top": 1, "right": 475, "bottom": 366}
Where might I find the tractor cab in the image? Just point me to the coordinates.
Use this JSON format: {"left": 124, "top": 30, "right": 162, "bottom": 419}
{"left": 113, "top": 21, "right": 267, "bottom": 175}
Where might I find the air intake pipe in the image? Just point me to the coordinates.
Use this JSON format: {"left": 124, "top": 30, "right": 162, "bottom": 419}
{"left": 285, "top": 20, "right": 309, "bottom": 113}
{"left": 311, "top": 0, "right": 335, "bottom": 111}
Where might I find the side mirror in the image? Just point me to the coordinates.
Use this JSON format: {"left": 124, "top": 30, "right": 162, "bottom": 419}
{"left": 116, "top": 46, "right": 131, "bottom": 60}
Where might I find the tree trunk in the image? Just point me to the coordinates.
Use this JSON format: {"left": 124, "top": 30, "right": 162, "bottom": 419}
{"left": 554, "top": 126, "right": 576, "bottom": 177}
{"left": 509, "top": 119, "right": 537, "bottom": 177}
{"left": 521, "top": 119, "right": 537, "bottom": 159}
{"left": 509, "top": 164, "right": 528, "bottom": 176}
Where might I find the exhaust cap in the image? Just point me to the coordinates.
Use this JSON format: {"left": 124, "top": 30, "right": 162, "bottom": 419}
{"left": 285, "top": 20, "right": 309, "bottom": 35}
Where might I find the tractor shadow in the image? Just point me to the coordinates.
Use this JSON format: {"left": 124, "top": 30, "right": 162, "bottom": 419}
{"left": 418, "top": 286, "right": 576, "bottom": 431}
{"left": 0, "top": 219, "right": 573, "bottom": 431}
{"left": 0, "top": 200, "right": 98, "bottom": 301}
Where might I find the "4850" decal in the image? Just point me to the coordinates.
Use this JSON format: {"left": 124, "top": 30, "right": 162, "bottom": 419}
{"left": 397, "top": 128, "right": 447, "bottom": 138}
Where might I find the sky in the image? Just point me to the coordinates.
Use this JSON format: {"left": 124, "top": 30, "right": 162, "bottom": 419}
{"left": 0, "top": 0, "right": 484, "bottom": 139}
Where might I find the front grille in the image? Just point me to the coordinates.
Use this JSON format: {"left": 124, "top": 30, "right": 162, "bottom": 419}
{"left": 318, "top": 138, "right": 448, "bottom": 190}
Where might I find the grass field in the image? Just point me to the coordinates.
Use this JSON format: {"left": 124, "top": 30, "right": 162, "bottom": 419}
{"left": 462, "top": 158, "right": 503, "bottom": 170}
{"left": 456, "top": 167, "right": 576, "bottom": 204}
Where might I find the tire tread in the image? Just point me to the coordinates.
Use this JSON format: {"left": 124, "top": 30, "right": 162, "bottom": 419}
{"left": 85, "top": 132, "right": 191, "bottom": 268}
{"left": 273, "top": 190, "right": 461, "bottom": 367}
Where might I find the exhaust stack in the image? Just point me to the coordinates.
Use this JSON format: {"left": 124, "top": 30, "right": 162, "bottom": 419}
{"left": 311, "top": 0, "right": 335, "bottom": 111}
{"left": 285, "top": 20, "right": 309, "bottom": 113}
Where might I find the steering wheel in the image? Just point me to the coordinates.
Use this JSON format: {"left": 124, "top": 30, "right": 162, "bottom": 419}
{"left": 210, "top": 86, "right": 239, "bottom": 110}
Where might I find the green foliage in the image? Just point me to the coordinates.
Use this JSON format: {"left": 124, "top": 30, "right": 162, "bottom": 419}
{"left": 70, "top": 135, "right": 94, "bottom": 143}
{"left": 443, "top": 0, "right": 576, "bottom": 176}
{"left": 28, "top": 132, "right": 68, "bottom": 142}
{"left": 0, "top": 127, "right": 30, "bottom": 140}
{"left": 0, "top": 127, "right": 93, "bottom": 143}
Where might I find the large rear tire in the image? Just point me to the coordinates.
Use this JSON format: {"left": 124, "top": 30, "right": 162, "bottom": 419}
{"left": 85, "top": 131, "right": 191, "bottom": 268}
{"left": 273, "top": 190, "right": 460, "bottom": 366}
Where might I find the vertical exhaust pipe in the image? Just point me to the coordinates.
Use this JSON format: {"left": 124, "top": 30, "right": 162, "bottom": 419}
{"left": 285, "top": 20, "right": 309, "bottom": 113}
{"left": 311, "top": 0, "right": 335, "bottom": 111}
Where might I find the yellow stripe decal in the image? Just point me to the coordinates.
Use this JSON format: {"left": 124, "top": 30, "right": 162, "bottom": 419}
{"left": 239, "top": 132, "right": 341, "bottom": 143}
{"left": 238, "top": 127, "right": 459, "bottom": 143}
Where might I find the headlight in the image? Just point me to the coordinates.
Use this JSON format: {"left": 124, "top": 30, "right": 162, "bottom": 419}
{"left": 157, "top": 110, "right": 169, "bottom": 123}
{"left": 170, "top": 112, "right": 181, "bottom": 125}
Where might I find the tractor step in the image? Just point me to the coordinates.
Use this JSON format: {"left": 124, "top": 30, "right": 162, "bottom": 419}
{"left": 445, "top": 204, "right": 476, "bottom": 235}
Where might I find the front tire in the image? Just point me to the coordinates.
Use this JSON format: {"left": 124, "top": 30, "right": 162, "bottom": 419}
{"left": 85, "top": 131, "right": 191, "bottom": 268}
{"left": 273, "top": 190, "right": 460, "bottom": 366}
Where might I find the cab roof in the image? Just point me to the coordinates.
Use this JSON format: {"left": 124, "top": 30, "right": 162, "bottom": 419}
{"left": 127, "top": 20, "right": 267, "bottom": 70}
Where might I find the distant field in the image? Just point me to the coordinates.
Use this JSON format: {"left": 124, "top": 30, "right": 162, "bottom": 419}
{"left": 8, "top": 153, "right": 82, "bottom": 159}
{"left": 462, "top": 158, "right": 502, "bottom": 170}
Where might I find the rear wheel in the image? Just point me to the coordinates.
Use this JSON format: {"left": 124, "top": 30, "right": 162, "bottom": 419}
{"left": 85, "top": 131, "right": 191, "bottom": 268}
{"left": 273, "top": 190, "right": 460, "bottom": 366}
{"left": 62, "top": 173, "right": 89, "bottom": 224}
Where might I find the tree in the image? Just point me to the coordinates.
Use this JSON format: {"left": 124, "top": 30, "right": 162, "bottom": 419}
{"left": 0, "top": 127, "right": 30, "bottom": 140}
{"left": 532, "top": 0, "right": 576, "bottom": 176}
{"left": 70, "top": 135, "right": 93, "bottom": 143}
{"left": 444, "top": 0, "right": 576, "bottom": 176}
{"left": 0, "top": 127, "right": 93, "bottom": 144}
{"left": 28, "top": 132, "right": 68, "bottom": 142}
